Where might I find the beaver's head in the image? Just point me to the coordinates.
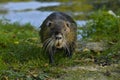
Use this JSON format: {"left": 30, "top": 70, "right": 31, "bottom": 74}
{"left": 43, "top": 20, "right": 71, "bottom": 50}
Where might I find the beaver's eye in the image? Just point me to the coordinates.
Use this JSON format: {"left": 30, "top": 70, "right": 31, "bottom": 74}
{"left": 46, "top": 21, "right": 52, "bottom": 27}
{"left": 66, "top": 21, "right": 70, "bottom": 27}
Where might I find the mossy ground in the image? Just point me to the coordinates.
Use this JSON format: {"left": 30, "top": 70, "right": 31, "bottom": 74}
{"left": 0, "top": 12, "right": 120, "bottom": 80}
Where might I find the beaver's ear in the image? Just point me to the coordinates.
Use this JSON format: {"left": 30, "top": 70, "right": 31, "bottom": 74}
{"left": 46, "top": 21, "right": 53, "bottom": 27}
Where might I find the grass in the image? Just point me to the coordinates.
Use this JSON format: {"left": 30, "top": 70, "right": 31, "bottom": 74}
{"left": 0, "top": 20, "right": 45, "bottom": 79}
{"left": 80, "top": 10, "right": 120, "bottom": 65}
{"left": 0, "top": 11, "right": 120, "bottom": 80}
{"left": 0, "top": 20, "right": 80, "bottom": 79}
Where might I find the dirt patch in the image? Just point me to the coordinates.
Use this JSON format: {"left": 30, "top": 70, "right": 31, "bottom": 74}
{"left": 57, "top": 64, "right": 120, "bottom": 80}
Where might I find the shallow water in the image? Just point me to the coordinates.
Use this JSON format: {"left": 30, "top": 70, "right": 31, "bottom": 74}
{"left": 0, "top": 1, "right": 86, "bottom": 28}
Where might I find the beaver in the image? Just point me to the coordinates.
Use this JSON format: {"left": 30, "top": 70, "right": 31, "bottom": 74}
{"left": 39, "top": 12, "right": 77, "bottom": 63}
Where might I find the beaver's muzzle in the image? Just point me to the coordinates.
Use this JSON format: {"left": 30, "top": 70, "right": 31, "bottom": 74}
{"left": 54, "top": 34, "right": 64, "bottom": 48}
{"left": 55, "top": 33, "right": 62, "bottom": 40}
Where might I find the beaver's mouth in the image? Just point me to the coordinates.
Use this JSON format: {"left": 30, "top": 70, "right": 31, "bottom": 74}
{"left": 53, "top": 33, "right": 64, "bottom": 48}
{"left": 54, "top": 40, "right": 63, "bottom": 48}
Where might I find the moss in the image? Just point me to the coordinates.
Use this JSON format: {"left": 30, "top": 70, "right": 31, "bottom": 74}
{"left": 0, "top": 9, "right": 120, "bottom": 79}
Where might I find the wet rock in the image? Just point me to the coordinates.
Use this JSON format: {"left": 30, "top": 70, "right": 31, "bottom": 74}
{"left": 77, "top": 41, "right": 107, "bottom": 53}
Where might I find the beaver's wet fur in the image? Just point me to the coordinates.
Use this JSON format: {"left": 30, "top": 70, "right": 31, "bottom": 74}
{"left": 39, "top": 12, "right": 77, "bottom": 63}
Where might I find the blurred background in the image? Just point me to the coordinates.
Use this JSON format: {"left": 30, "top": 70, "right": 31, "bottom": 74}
{"left": 0, "top": 0, "right": 120, "bottom": 28}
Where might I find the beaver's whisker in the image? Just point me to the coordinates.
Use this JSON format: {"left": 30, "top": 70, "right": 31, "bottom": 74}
{"left": 43, "top": 40, "right": 50, "bottom": 53}
{"left": 63, "top": 40, "right": 70, "bottom": 56}
{"left": 43, "top": 38, "right": 52, "bottom": 50}
{"left": 42, "top": 38, "right": 52, "bottom": 54}
{"left": 46, "top": 39, "right": 54, "bottom": 52}
{"left": 43, "top": 38, "right": 52, "bottom": 46}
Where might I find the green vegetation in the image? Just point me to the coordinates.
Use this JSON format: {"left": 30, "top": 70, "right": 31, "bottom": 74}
{"left": 0, "top": 0, "right": 120, "bottom": 79}
{"left": 0, "top": 20, "right": 45, "bottom": 79}
{"left": 80, "top": 10, "right": 120, "bottom": 65}
{"left": 82, "top": 10, "right": 120, "bottom": 40}
{"left": 0, "top": 20, "right": 85, "bottom": 79}
{"left": 37, "top": 0, "right": 120, "bottom": 20}
{"left": 0, "top": 10, "right": 120, "bottom": 79}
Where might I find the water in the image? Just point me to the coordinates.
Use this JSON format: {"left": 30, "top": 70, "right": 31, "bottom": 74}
{"left": 0, "top": 1, "right": 86, "bottom": 28}
{"left": 2, "top": 1, "right": 60, "bottom": 11}
{"left": 0, "top": 10, "right": 53, "bottom": 27}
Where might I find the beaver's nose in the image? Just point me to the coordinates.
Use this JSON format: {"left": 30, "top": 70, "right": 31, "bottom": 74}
{"left": 56, "top": 36, "right": 62, "bottom": 40}
{"left": 55, "top": 34, "right": 62, "bottom": 40}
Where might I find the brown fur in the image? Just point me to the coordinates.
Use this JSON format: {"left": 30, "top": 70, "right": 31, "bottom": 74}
{"left": 39, "top": 12, "right": 77, "bottom": 63}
